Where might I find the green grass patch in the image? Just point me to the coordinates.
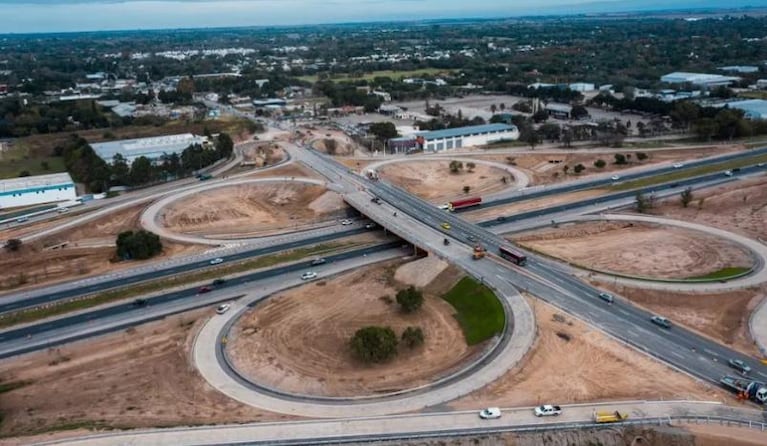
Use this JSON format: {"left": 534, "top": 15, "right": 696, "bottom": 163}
{"left": 687, "top": 266, "right": 751, "bottom": 280}
{"left": 0, "top": 242, "right": 358, "bottom": 330}
{"left": 0, "top": 143, "right": 66, "bottom": 179}
{"left": 297, "top": 68, "right": 455, "bottom": 84}
{"left": 609, "top": 152, "right": 767, "bottom": 192}
{"left": 442, "top": 277, "right": 505, "bottom": 345}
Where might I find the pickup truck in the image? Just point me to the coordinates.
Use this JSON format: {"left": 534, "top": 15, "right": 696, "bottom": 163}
{"left": 594, "top": 410, "right": 629, "bottom": 423}
{"left": 534, "top": 405, "right": 562, "bottom": 417}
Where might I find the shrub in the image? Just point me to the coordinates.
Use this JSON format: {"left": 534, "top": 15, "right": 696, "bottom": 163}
{"left": 350, "top": 326, "right": 398, "bottom": 363}
{"left": 401, "top": 327, "right": 425, "bottom": 348}
{"left": 115, "top": 230, "right": 162, "bottom": 260}
{"left": 593, "top": 159, "right": 606, "bottom": 169}
{"left": 396, "top": 286, "right": 424, "bottom": 313}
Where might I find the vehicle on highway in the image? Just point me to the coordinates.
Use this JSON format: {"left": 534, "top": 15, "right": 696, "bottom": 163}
{"left": 499, "top": 245, "right": 527, "bottom": 266}
{"left": 598, "top": 292, "right": 614, "bottom": 304}
{"left": 610, "top": 175, "right": 621, "bottom": 181}
{"left": 438, "top": 204, "right": 450, "bottom": 210}
{"left": 724, "top": 170, "right": 734, "bottom": 177}
{"left": 443, "top": 238, "right": 450, "bottom": 245}
{"left": 15, "top": 216, "right": 28, "bottom": 223}
{"left": 478, "top": 407, "right": 502, "bottom": 419}
{"left": 212, "top": 278, "right": 226, "bottom": 286}
{"left": 210, "top": 258, "right": 224, "bottom": 265}
{"left": 534, "top": 405, "right": 562, "bottom": 417}
{"left": 673, "top": 163, "right": 684, "bottom": 168}
{"left": 758, "top": 163, "right": 766, "bottom": 167}
{"left": 446, "top": 197, "right": 482, "bottom": 212}
{"left": 370, "top": 197, "right": 381, "bottom": 204}
{"left": 57, "top": 207, "right": 70, "bottom": 213}
{"left": 594, "top": 410, "right": 629, "bottom": 423}
{"left": 216, "top": 304, "right": 231, "bottom": 314}
{"left": 340, "top": 219, "right": 353, "bottom": 225}
{"left": 441, "top": 222, "right": 451, "bottom": 230}
{"left": 310, "top": 258, "right": 327, "bottom": 266}
{"left": 650, "top": 315, "right": 672, "bottom": 329}
{"left": 720, "top": 376, "right": 767, "bottom": 404}
{"left": 728, "top": 359, "right": 752, "bottom": 375}
{"left": 496, "top": 216, "right": 507, "bottom": 222}
{"left": 301, "top": 271, "right": 318, "bottom": 280}
{"left": 132, "top": 298, "right": 148, "bottom": 307}
{"left": 365, "top": 222, "right": 376, "bottom": 229}
{"left": 198, "top": 286, "right": 212, "bottom": 294}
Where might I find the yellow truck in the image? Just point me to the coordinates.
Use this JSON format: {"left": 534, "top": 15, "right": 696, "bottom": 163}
{"left": 472, "top": 245, "right": 486, "bottom": 260}
{"left": 594, "top": 410, "right": 629, "bottom": 423}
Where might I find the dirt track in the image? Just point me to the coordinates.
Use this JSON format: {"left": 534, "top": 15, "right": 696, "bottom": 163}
{"left": 513, "top": 221, "right": 753, "bottom": 279}
{"left": 227, "top": 261, "right": 478, "bottom": 397}
{"left": 162, "top": 183, "right": 346, "bottom": 237}
{"left": 378, "top": 160, "right": 512, "bottom": 203}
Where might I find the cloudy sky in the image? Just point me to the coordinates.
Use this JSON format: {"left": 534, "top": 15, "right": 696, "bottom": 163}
{"left": 0, "top": 0, "right": 754, "bottom": 34}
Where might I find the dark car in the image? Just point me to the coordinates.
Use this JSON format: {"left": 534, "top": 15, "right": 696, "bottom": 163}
{"left": 212, "top": 278, "right": 226, "bottom": 286}
{"left": 311, "top": 258, "right": 327, "bottom": 266}
{"left": 496, "top": 216, "right": 507, "bottom": 222}
{"left": 650, "top": 315, "right": 672, "bottom": 329}
{"left": 198, "top": 286, "right": 212, "bottom": 294}
{"left": 728, "top": 359, "right": 752, "bottom": 375}
{"left": 370, "top": 197, "right": 381, "bottom": 204}
{"left": 132, "top": 298, "right": 148, "bottom": 307}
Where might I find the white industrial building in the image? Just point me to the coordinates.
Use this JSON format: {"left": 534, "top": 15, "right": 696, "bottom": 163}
{"left": 660, "top": 72, "right": 740, "bottom": 88}
{"left": 725, "top": 99, "right": 767, "bottom": 120}
{"left": 91, "top": 133, "right": 210, "bottom": 164}
{"left": 0, "top": 173, "right": 77, "bottom": 209}
{"left": 388, "top": 123, "right": 519, "bottom": 152}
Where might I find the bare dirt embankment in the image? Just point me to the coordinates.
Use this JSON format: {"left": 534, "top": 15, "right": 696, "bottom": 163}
{"left": 309, "top": 128, "right": 361, "bottom": 156}
{"left": 227, "top": 260, "right": 478, "bottom": 397}
{"left": 0, "top": 204, "right": 202, "bottom": 292}
{"left": 512, "top": 221, "right": 753, "bottom": 280}
{"left": 450, "top": 297, "right": 733, "bottom": 410}
{"left": 240, "top": 142, "right": 286, "bottom": 167}
{"left": 378, "top": 160, "right": 513, "bottom": 203}
{"left": 0, "top": 311, "right": 285, "bottom": 444}
{"left": 647, "top": 175, "right": 767, "bottom": 240}
{"left": 161, "top": 182, "right": 347, "bottom": 238}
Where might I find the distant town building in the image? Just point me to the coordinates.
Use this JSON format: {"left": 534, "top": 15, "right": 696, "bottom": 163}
{"left": 388, "top": 123, "right": 519, "bottom": 153}
{"left": 0, "top": 173, "right": 77, "bottom": 209}
{"left": 91, "top": 133, "right": 210, "bottom": 164}
{"left": 719, "top": 66, "right": 760, "bottom": 74}
{"left": 756, "top": 79, "right": 767, "bottom": 90}
{"left": 725, "top": 99, "right": 767, "bottom": 120}
{"left": 252, "top": 98, "right": 287, "bottom": 109}
{"left": 660, "top": 72, "right": 739, "bottom": 87}
{"left": 545, "top": 103, "right": 573, "bottom": 119}
{"left": 569, "top": 83, "right": 596, "bottom": 92}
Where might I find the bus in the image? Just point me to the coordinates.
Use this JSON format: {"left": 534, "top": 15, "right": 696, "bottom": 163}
{"left": 499, "top": 245, "right": 527, "bottom": 266}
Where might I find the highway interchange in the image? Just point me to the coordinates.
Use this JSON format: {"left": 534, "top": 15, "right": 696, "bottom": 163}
{"left": 1, "top": 126, "right": 767, "bottom": 444}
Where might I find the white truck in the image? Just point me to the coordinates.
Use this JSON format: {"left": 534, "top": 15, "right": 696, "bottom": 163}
{"left": 534, "top": 405, "right": 562, "bottom": 417}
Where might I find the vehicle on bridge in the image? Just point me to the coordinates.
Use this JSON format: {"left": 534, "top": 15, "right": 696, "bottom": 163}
{"left": 445, "top": 197, "right": 482, "bottom": 212}
{"left": 198, "top": 286, "right": 212, "bottom": 294}
{"left": 594, "top": 410, "right": 629, "bottom": 423}
{"left": 728, "top": 358, "right": 752, "bottom": 375}
{"left": 441, "top": 222, "right": 451, "bottom": 230}
{"left": 210, "top": 257, "right": 225, "bottom": 265}
{"left": 478, "top": 407, "right": 502, "bottom": 419}
{"left": 197, "top": 173, "right": 213, "bottom": 181}
{"left": 443, "top": 238, "right": 450, "bottom": 245}
{"left": 598, "top": 292, "right": 614, "bottom": 304}
{"left": 499, "top": 245, "right": 527, "bottom": 266}
{"left": 534, "top": 405, "right": 562, "bottom": 417}
{"left": 650, "top": 315, "right": 672, "bottom": 329}
{"left": 301, "top": 271, "right": 318, "bottom": 280}
{"left": 472, "top": 245, "right": 486, "bottom": 260}
{"left": 720, "top": 376, "right": 767, "bottom": 404}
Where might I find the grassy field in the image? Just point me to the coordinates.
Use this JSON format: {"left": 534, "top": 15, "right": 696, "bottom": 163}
{"left": 0, "top": 144, "right": 66, "bottom": 179}
{"left": 441, "top": 277, "right": 505, "bottom": 345}
{"left": 297, "top": 68, "right": 456, "bottom": 84}
{"left": 0, "top": 241, "right": 358, "bottom": 329}
{"left": 687, "top": 266, "right": 751, "bottom": 280}
{"left": 610, "top": 152, "right": 767, "bottom": 191}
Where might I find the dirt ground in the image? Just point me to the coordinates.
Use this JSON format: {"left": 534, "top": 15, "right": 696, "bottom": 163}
{"left": 0, "top": 310, "right": 286, "bottom": 443}
{"left": 161, "top": 183, "right": 347, "bottom": 238}
{"left": 378, "top": 160, "right": 514, "bottom": 203}
{"left": 227, "top": 260, "right": 479, "bottom": 397}
{"left": 239, "top": 141, "right": 286, "bottom": 166}
{"left": 685, "top": 424, "right": 767, "bottom": 446}
{"left": 308, "top": 129, "right": 362, "bottom": 156}
{"left": 244, "top": 162, "right": 324, "bottom": 180}
{"left": 512, "top": 221, "right": 754, "bottom": 280}
{"left": 0, "top": 204, "right": 203, "bottom": 292}
{"left": 648, "top": 175, "right": 767, "bottom": 240}
{"left": 479, "top": 144, "right": 743, "bottom": 185}
{"left": 450, "top": 296, "right": 734, "bottom": 410}
{"left": 594, "top": 283, "right": 765, "bottom": 356}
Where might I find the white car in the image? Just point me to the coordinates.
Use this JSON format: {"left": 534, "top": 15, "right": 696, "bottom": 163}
{"left": 340, "top": 219, "right": 353, "bottom": 225}
{"left": 210, "top": 258, "right": 224, "bottom": 265}
{"left": 301, "top": 271, "right": 318, "bottom": 280}
{"left": 534, "top": 405, "right": 563, "bottom": 417}
{"left": 724, "top": 170, "right": 734, "bottom": 177}
{"left": 478, "top": 407, "right": 502, "bottom": 419}
{"left": 672, "top": 163, "right": 684, "bottom": 168}
{"left": 216, "top": 304, "right": 230, "bottom": 314}
{"left": 610, "top": 175, "right": 621, "bottom": 181}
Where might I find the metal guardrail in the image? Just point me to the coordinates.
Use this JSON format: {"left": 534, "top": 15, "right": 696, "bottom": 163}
{"left": 204, "top": 415, "right": 767, "bottom": 446}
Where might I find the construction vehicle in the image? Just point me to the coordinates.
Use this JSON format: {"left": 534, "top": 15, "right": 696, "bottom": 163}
{"left": 472, "top": 245, "right": 486, "bottom": 260}
{"left": 445, "top": 197, "right": 482, "bottom": 212}
{"left": 720, "top": 376, "right": 767, "bottom": 404}
{"left": 594, "top": 410, "right": 629, "bottom": 423}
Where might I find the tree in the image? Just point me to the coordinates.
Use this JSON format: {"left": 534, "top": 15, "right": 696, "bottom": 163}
{"left": 694, "top": 118, "right": 719, "bottom": 141}
{"left": 539, "top": 123, "right": 561, "bottom": 141}
{"left": 573, "top": 163, "right": 586, "bottom": 174}
{"left": 490, "top": 104, "right": 497, "bottom": 114}
{"left": 401, "top": 327, "right": 425, "bottom": 349}
{"left": 449, "top": 160, "right": 463, "bottom": 173}
{"left": 396, "top": 286, "right": 424, "bottom": 313}
{"left": 525, "top": 130, "right": 542, "bottom": 150}
{"left": 571, "top": 105, "right": 589, "bottom": 120}
{"left": 111, "top": 153, "right": 130, "bottom": 185}
{"left": 593, "top": 159, "right": 606, "bottom": 169}
{"left": 369, "top": 121, "right": 399, "bottom": 141}
{"left": 563, "top": 165, "right": 570, "bottom": 175}
{"left": 350, "top": 326, "right": 398, "bottom": 363}
{"left": 466, "top": 162, "right": 476, "bottom": 172}
{"left": 670, "top": 101, "right": 700, "bottom": 129}
{"left": 129, "top": 156, "right": 153, "bottom": 186}
{"left": 40, "top": 161, "right": 50, "bottom": 171}
{"left": 635, "top": 192, "right": 654, "bottom": 213}
{"left": 636, "top": 152, "right": 648, "bottom": 161}
{"left": 18, "top": 170, "right": 30, "bottom": 177}
{"left": 561, "top": 129, "right": 573, "bottom": 148}
{"left": 4, "top": 239, "right": 22, "bottom": 252}
{"left": 463, "top": 185, "right": 471, "bottom": 194}
{"left": 115, "top": 230, "right": 163, "bottom": 261}
{"left": 613, "top": 153, "right": 627, "bottom": 165}
{"left": 324, "top": 139, "right": 338, "bottom": 155}
{"left": 680, "top": 187, "right": 694, "bottom": 208}
{"left": 216, "top": 132, "right": 234, "bottom": 159}
{"left": 532, "top": 109, "right": 549, "bottom": 123}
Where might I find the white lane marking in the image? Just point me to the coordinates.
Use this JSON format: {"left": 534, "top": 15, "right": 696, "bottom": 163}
{"left": 670, "top": 351, "right": 685, "bottom": 360}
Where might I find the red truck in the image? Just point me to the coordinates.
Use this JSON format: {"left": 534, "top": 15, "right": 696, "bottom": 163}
{"left": 447, "top": 197, "right": 482, "bottom": 212}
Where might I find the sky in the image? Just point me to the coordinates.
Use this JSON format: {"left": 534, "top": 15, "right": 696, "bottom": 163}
{"left": 0, "top": 0, "right": 760, "bottom": 34}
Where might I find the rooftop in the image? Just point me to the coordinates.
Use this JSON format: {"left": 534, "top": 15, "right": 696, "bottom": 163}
{"left": 661, "top": 72, "right": 740, "bottom": 85}
{"left": 0, "top": 172, "right": 74, "bottom": 192}
{"left": 91, "top": 133, "right": 208, "bottom": 162}
{"left": 726, "top": 99, "right": 767, "bottom": 117}
{"left": 416, "top": 123, "right": 516, "bottom": 140}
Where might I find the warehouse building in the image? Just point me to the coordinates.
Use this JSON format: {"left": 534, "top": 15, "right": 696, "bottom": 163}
{"left": 91, "top": 133, "right": 210, "bottom": 164}
{"left": 0, "top": 173, "right": 77, "bottom": 209}
{"left": 725, "top": 99, "right": 767, "bottom": 120}
{"left": 660, "top": 72, "right": 740, "bottom": 88}
{"left": 388, "top": 123, "right": 519, "bottom": 153}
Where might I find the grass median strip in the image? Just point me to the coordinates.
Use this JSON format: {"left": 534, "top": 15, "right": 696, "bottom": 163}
{"left": 0, "top": 242, "right": 357, "bottom": 330}
{"left": 442, "top": 277, "right": 505, "bottom": 345}
{"left": 687, "top": 266, "right": 751, "bottom": 281}
{"left": 609, "top": 152, "right": 767, "bottom": 192}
